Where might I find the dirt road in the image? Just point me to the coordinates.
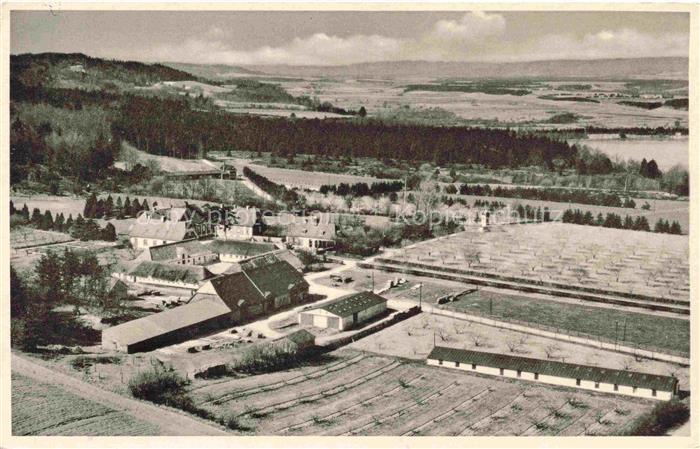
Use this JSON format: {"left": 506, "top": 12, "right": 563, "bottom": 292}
{"left": 11, "top": 353, "right": 229, "bottom": 436}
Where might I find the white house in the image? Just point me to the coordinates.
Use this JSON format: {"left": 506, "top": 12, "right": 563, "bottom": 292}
{"left": 209, "top": 240, "right": 279, "bottom": 263}
{"left": 427, "top": 346, "right": 678, "bottom": 401}
{"left": 216, "top": 207, "right": 261, "bottom": 241}
{"left": 287, "top": 220, "right": 336, "bottom": 252}
{"left": 298, "top": 291, "right": 387, "bottom": 331}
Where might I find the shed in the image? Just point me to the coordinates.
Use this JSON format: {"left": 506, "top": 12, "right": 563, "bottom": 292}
{"left": 298, "top": 291, "right": 387, "bottom": 331}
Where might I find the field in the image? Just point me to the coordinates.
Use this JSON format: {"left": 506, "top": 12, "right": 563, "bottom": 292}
{"left": 570, "top": 137, "right": 688, "bottom": 170}
{"left": 119, "top": 143, "right": 215, "bottom": 173}
{"left": 11, "top": 372, "right": 159, "bottom": 436}
{"left": 11, "top": 194, "right": 86, "bottom": 218}
{"left": 244, "top": 163, "right": 388, "bottom": 190}
{"left": 184, "top": 348, "right": 656, "bottom": 436}
{"left": 349, "top": 314, "right": 689, "bottom": 390}
{"left": 386, "top": 223, "right": 689, "bottom": 303}
{"left": 281, "top": 78, "right": 688, "bottom": 128}
{"left": 10, "top": 227, "right": 73, "bottom": 249}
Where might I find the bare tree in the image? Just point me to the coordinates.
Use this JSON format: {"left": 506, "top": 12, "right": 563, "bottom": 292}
{"left": 471, "top": 335, "right": 485, "bottom": 347}
{"left": 506, "top": 339, "right": 521, "bottom": 353}
{"left": 462, "top": 247, "right": 481, "bottom": 268}
{"left": 544, "top": 344, "right": 560, "bottom": 359}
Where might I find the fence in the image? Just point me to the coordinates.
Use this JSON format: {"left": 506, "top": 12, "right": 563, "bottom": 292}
{"left": 360, "top": 261, "right": 689, "bottom": 315}
{"left": 321, "top": 306, "right": 422, "bottom": 351}
{"left": 428, "top": 306, "right": 689, "bottom": 366}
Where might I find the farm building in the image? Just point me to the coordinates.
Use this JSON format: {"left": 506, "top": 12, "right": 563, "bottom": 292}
{"left": 107, "top": 278, "right": 129, "bottom": 301}
{"left": 216, "top": 206, "right": 262, "bottom": 240}
{"left": 209, "top": 240, "right": 279, "bottom": 262}
{"left": 102, "top": 296, "right": 234, "bottom": 353}
{"left": 274, "top": 329, "right": 316, "bottom": 351}
{"left": 195, "top": 254, "right": 309, "bottom": 319}
{"left": 427, "top": 346, "right": 678, "bottom": 401}
{"left": 129, "top": 206, "right": 213, "bottom": 249}
{"left": 287, "top": 220, "right": 336, "bottom": 252}
{"left": 140, "top": 239, "right": 217, "bottom": 265}
{"left": 127, "top": 261, "right": 214, "bottom": 290}
{"left": 298, "top": 291, "right": 387, "bottom": 331}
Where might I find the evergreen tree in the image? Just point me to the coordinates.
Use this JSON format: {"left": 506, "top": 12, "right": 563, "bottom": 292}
{"left": 10, "top": 200, "right": 16, "bottom": 215}
{"left": 115, "top": 196, "right": 124, "bottom": 218}
{"left": 623, "top": 215, "right": 634, "bottom": 229}
{"left": 40, "top": 210, "right": 54, "bottom": 230}
{"left": 595, "top": 213, "right": 604, "bottom": 226}
{"left": 35, "top": 251, "right": 62, "bottom": 305}
{"left": 30, "top": 208, "right": 42, "bottom": 225}
{"left": 105, "top": 194, "right": 114, "bottom": 218}
{"left": 669, "top": 221, "right": 682, "bottom": 235}
{"left": 84, "top": 193, "right": 98, "bottom": 218}
{"left": 123, "top": 197, "right": 131, "bottom": 217}
{"left": 102, "top": 222, "right": 117, "bottom": 242}
{"left": 20, "top": 203, "right": 30, "bottom": 220}
{"left": 95, "top": 199, "right": 105, "bottom": 219}
{"left": 10, "top": 267, "right": 27, "bottom": 318}
{"left": 54, "top": 213, "right": 65, "bottom": 232}
{"left": 65, "top": 214, "right": 74, "bottom": 231}
{"left": 141, "top": 199, "right": 150, "bottom": 212}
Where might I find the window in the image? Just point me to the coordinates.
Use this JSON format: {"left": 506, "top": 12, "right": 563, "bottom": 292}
{"left": 499, "top": 368, "right": 504, "bottom": 376}
{"left": 438, "top": 359, "right": 443, "bottom": 365}
{"left": 472, "top": 363, "right": 476, "bottom": 370}
{"left": 517, "top": 370, "right": 522, "bottom": 378}
{"left": 595, "top": 382, "right": 600, "bottom": 389}
{"left": 614, "top": 384, "right": 619, "bottom": 391}
{"left": 652, "top": 389, "right": 657, "bottom": 397}
{"left": 576, "top": 379, "right": 581, "bottom": 386}
{"left": 455, "top": 362, "right": 460, "bottom": 368}
{"left": 534, "top": 373, "right": 539, "bottom": 380}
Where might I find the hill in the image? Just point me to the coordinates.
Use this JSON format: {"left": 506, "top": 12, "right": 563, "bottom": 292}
{"left": 11, "top": 52, "right": 198, "bottom": 92}
{"left": 230, "top": 57, "right": 688, "bottom": 81}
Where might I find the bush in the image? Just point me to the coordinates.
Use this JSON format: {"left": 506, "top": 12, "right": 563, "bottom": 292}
{"left": 620, "top": 399, "right": 689, "bottom": 436}
{"left": 128, "top": 365, "right": 188, "bottom": 404}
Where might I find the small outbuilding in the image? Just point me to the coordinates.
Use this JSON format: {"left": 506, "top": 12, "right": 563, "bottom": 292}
{"left": 298, "top": 291, "right": 387, "bottom": 331}
{"left": 427, "top": 346, "right": 678, "bottom": 401}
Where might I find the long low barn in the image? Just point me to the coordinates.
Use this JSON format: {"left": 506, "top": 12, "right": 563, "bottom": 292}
{"left": 427, "top": 346, "right": 678, "bottom": 401}
{"left": 298, "top": 291, "right": 387, "bottom": 331}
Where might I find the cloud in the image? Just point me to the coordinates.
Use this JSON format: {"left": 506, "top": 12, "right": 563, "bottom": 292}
{"left": 146, "top": 13, "right": 687, "bottom": 65}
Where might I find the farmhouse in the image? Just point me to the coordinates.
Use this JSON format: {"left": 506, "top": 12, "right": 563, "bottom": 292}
{"left": 127, "top": 261, "right": 214, "bottom": 290}
{"left": 209, "top": 240, "right": 278, "bottom": 262}
{"left": 102, "top": 296, "right": 234, "bottom": 353}
{"left": 195, "top": 254, "right": 309, "bottom": 319}
{"left": 427, "top": 346, "right": 678, "bottom": 401}
{"left": 298, "top": 291, "right": 387, "bottom": 331}
{"left": 216, "top": 206, "right": 262, "bottom": 240}
{"left": 287, "top": 220, "right": 336, "bottom": 252}
{"left": 129, "top": 206, "right": 213, "bottom": 249}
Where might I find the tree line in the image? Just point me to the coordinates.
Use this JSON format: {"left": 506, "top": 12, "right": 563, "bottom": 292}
{"left": 11, "top": 201, "right": 116, "bottom": 242}
{"left": 456, "top": 184, "right": 635, "bottom": 208}
{"left": 112, "top": 95, "right": 579, "bottom": 169}
{"left": 561, "top": 208, "right": 682, "bottom": 234}
{"left": 83, "top": 193, "right": 150, "bottom": 219}
{"left": 319, "top": 180, "right": 404, "bottom": 197}
{"left": 243, "top": 166, "right": 303, "bottom": 209}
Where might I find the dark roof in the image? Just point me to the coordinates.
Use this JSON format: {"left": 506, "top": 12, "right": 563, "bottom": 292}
{"left": 205, "top": 255, "right": 308, "bottom": 309}
{"left": 147, "top": 239, "right": 213, "bottom": 262}
{"left": 427, "top": 346, "right": 678, "bottom": 392}
{"left": 319, "top": 291, "right": 387, "bottom": 318}
{"left": 129, "top": 221, "right": 190, "bottom": 241}
{"left": 130, "top": 261, "right": 213, "bottom": 284}
{"left": 103, "top": 297, "right": 231, "bottom": 346}
{"left": 287, "top": 222, "right": 336, "bottom": 240}
{"left": 209, "top": 240, "right": 277, "bottom": 257}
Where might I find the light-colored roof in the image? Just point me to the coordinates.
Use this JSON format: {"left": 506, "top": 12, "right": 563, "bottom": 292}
{"left": 103, "top": 297, "right": 231, "bottom": 347}
{"left": 427, "top": 346, "right": 678, "bottom": 392}
{"left": 318, "top": 291, "right": 386, "bottom": 318}
{"left": 128, "top": 221, "right": 190, "bottom": 241}
{"left": 227, "top": 207, "right": 260, "bottom": 227}
{"left": 130, "top": 261, "right": 213, "bottom": 284}
{"left": 149, "top": 207, "right": 188, "bottom": 222}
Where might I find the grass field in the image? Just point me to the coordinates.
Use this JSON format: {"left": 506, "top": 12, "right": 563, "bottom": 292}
{"left": 11, "top": 195, "right": 86, "bottom": 218}
{"left": 244, "top": 163, "right": 388, "bottom": 190}
{"left": 10, "top": 227, "right": 73, "bottom": 249}
{"left": 447, "top": 290, "right": 689, "bottom": 355}
{"left": 387, "top": 223, "right": 689, "bottom": 302}
{"left": 11, "top": 372, "right": 159, "bottom": 436}
{"left": 184, "top": 348, "right": 655, "bottom": 436}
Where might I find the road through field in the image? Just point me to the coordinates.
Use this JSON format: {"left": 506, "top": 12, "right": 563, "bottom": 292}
{"left": 11, "top": 353, "right": 228, "bottom": 436}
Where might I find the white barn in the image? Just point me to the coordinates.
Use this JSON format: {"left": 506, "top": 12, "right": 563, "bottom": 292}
{"left": 427, "top": 346, "right": 678, "bottom": 401}
{"left": 298, "top": 291, "right": 387, "bottom": 331}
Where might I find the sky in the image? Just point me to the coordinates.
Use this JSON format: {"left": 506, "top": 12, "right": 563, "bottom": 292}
{"left": 11, "top": 10, "right": 690, "bottom": 66}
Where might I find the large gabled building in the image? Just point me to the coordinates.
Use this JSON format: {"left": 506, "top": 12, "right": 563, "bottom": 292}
{"left": 129, "top": 206, "right": 213, "bottom": 250}
{"left": 298, "top": 291, "right": 387, "bottom": 331}
{"left": 427, "top": 346, "right": 678, "bottom": 401}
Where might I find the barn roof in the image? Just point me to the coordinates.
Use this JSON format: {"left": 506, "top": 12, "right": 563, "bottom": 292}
{"left": 427, "top": 346, "right": 678, "bottom": 392}
{"left": 204, "top": 255, "right": 308, "bottom": 309}
{"left": 209, "top": 240, "right": 277, "bottom": 258}
{"left": 102, "top": 297, "right": 231, "bottom": 347}
{"left": 147, "top": 239, "right": 213, "bottom": 262}
{"left": 130, "top": 261, "right": 213, "bottom": 284}
{"left": 319, "top": 291, "right": 387, "bottom": 318}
